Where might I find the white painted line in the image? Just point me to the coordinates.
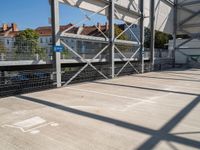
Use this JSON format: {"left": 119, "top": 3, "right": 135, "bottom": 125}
{"left": 111, "top": 101, "right": 154, "bottom": 112}
{"left": 66, "top": 87, "right": 155, "bottom": 103}
{"left": 149, "top": 93, "right": 173, "bottom": 100}
{"left": 121, "top": 101, "right": 146, "bottom": 111}
{"left": 30, "top": 130, "right": 40, "bottom": 134}
{"left": 2, "top": 122, "right": 57, "bottom": 133}
{"left": 14, "top": 116, "right": 46, "bottom": 128}
{"left": 1, "top": 116, "right": 59, "bottom": 134}
{"left": 123, "top": 77, "right": 200, "bottom": 91}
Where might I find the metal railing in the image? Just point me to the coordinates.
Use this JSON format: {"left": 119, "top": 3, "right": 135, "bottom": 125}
{"left": 0, "top": 39, "right": 53, "bottom": 61}
{"left": 0, "top": 37, "right": 174, "bottom": 97}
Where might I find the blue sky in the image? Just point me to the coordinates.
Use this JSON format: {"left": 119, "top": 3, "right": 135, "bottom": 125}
{"left": 0, "top": 0, "right": 108, "bottom": 30}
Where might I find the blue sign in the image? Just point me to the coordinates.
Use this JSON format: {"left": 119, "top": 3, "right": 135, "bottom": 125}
{"left": 54, "top": 46, "right": 64, "bottom": 52}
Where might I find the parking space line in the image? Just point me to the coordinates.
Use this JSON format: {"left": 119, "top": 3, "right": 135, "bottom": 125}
{"left": 66, "top": 87, "right": 155, "bottom": 103}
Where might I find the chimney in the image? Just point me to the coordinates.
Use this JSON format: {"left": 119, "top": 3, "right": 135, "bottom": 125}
{"left": 97, "top": 22, "right": 101, "bottom": 30}
{"left": 2, "top": 24, "right": 8, "bottom": 31}
{"left": 105, "top": 22, "right": 109, "bottom": 31}
{"left": 11, "top": 23, "right": 18, "bottom": 32}
{"left": 83, "top": 24, "right": 85, "bottom": 27}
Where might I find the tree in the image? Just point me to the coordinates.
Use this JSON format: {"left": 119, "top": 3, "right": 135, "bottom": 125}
{"left": 144, "top": 28, "right": 172, "bottom": 49}
{"left": 114, "top": 25, "right": 129, "bottom": 40}
{"left": 155, "top": 31, "right": 171, "bottom": 49}
{"left": 114, "top": 25, "right": 131, "bottom": 52}
{"left": 0, "top": 41, "right": 7, "bottom": 54}
{"left": 144, "top": 28, "right": 151, "bottom": 48}
{"left": 15, "top": 29, "right": 46, "bottom": 59}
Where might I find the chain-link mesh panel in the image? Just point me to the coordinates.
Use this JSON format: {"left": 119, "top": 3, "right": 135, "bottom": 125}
{"left": 0, "top": 69, "right": 55, "bottom": 98}
{"left": 61, "top": 64, "right": 110, "bottom": 84}
{"left": 0, "top": 39, "right": 53, "bottom": 61}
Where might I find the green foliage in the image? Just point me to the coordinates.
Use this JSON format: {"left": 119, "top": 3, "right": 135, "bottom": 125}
{"left": 61, "top": 48, "right": 71, "bottom": 59}
{"left": 18, "top": 29, "right": 39, "bottom": 40}
{"left": 114, "top": 25, "right": 130, "bottom": 52}
{"left": 155, "top": 31, "right": 170, "bottom": 49}
{"left": 114, "top": 25, "right": 129, "bottom": 40}
{"left": 0, "top": 41, "right": 7, "bottom": 54}
{"left": 14, "top": 29, "right": 46, "bottom": 59}
{"left": 144, "top": 28, "right": 151, "bottom": 48}
{"left": 105, "top": 25, "right": 129, "bottom": 40}
{"left": 144, "top": 28, "right": 172, "bottom": 49}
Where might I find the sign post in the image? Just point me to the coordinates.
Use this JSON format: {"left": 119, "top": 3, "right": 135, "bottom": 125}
{"left": 51, "top": 0, "right": 62, "bottom": 87}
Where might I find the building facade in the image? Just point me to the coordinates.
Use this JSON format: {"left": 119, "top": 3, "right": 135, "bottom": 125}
{"left": 0, "top": 23, "right": 139, "bottom": 60}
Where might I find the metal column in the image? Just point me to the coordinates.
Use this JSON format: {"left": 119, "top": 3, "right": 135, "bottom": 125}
{"left": 51, "top": 0, "right": 62, "bottom": 87}
{"left": 150, "top": 0, "right": 155, "bottom": 71}
{"left": 109, "top": 0, "right": 115, "bottom": 78}
{"left": 172, "top": 0, "right": 177, "bottom": 68}
{"left": 139, "top": 0, "right": 145, "bottom": 73}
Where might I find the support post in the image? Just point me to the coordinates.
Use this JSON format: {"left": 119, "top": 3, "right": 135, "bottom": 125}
{"left": 150, "top": 0, "right": 155, "bottom": 71}
{"left": 139, "top": 0, "right": 145, "bottom": 73}
{"left": 51, "top": 0, "right": 61, "bottom": 87}
{"left": 172, "top": 0, "right": 178, "bottom": 68}
{"left": 109, "top": 0, "right": 115, "bottom": 78}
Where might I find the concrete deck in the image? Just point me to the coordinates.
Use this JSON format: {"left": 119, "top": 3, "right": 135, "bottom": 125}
{"left": 0, "top": 68, "right": 200, "bottom": 150}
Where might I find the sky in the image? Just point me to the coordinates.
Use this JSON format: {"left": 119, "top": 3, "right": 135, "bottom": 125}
{"left": 0, "top": 0, "right": 109, "bottom": 30}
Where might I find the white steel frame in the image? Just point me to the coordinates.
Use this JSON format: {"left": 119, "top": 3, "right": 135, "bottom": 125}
{"left": 51, "top": 0, "right": 200, "bottom": 87}
{"left": 51, "top": 0, "right": 144, "bottom": 87}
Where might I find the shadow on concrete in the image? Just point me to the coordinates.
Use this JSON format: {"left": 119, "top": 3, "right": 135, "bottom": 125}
{"left": 136, "top": 96, "right": 200, "bottom": 150}
{"left": 166, "top": 141, "right": 179, "bottom": 150}
{"left": 16, "top": 95, "right": 200, "bottom": 149}
{"left": 93, "top": 81, "right": 199, "bottom": 96}
{"left": 172, "top": 131, "right": 200, "bottom": 135}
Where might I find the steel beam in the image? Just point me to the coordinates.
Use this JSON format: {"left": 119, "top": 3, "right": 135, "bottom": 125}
{"left": 59, "top": 33, "right": 139, "bottom": 46}
{"left": 150, "top": 0, "right": 155, "bottom": 71}
{"left": 176, "top": 38, "right": 192, "bottom": 49}
{"left": 179, "top": 10, "right": 200, "bottom": 27}
{"left": 177, "top": 5, "right": 196, "bottom": 14}
{"left": 58, "top": 0, "right": 141, "bottom": 18}
{"left": 172, "top": 0, "right": 177, "bottom": 68}
{"left": 109, "top": 0, "right": 115, "bottom": 78}
{"left": 61, "top": 40, "right": 109, "bottom": 85}
{"left": 161, "top": 0, "right": 175, "bottom": 7}
{"left": 139, "top": 0, "right": 144, "bottom": 73}
{"left": 181, "top": 23, "right": 200, "bottom": 28}
{"left": 51, "top": 0, "right": 62, "bottom": 87}
{"left": 179, "top": 0, "right": 200, "bottom": 7}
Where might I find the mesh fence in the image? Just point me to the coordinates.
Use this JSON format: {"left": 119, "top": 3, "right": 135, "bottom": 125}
{"left": 0, "top": 39, "right": 53, "bottom": 61}
{"left": 0, "top": 69, "right": 55, "bottom": 98}
{"left": 0, "top": 36, "right": 174, "bottom": 97}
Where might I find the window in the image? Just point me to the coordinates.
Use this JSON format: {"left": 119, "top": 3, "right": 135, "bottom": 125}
{"left": 40, "top": 38, "right": 43, "bottom": 43}
{"left": 7, "top": 39, "right": 9, "bottom": 45}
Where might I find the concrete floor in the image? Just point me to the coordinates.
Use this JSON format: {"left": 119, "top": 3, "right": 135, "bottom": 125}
{"left": 0, "top": 68, "right": 200, "bottom": 150}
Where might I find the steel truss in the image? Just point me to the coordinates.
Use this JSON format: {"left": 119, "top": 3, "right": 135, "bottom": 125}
{"left": 174, "top": 0, "right": 200, "bottom": 64}
{"left": 51, "top": 0, "right": 145, "bottom": 87}
{"left": 51, "top": 0, "right": 200, "bottom": 87}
